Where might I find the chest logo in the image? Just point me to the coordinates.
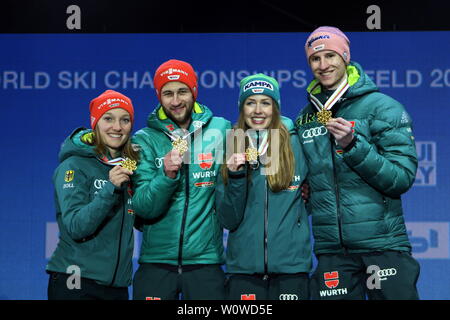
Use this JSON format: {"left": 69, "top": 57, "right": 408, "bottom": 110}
{"left": 64, "top": 170, "right": 75, "bottom": 182}
{"left": 302, "top": 126, "right": 328, "bottom": 139}
{"left": 198, "top": 153, "right": 213, "bottom": 170}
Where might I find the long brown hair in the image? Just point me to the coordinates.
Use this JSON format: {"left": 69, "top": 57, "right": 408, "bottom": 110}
{"left": 221, "top": 101, "right": 295, "bottom": 192}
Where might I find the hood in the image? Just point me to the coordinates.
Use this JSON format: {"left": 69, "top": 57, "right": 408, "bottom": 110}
{"left": 306, "top": 61, "right": 379, "bottom": 101}
{"left": 280, "top": 116, "right": 295, "bottom": 134}
{"left": 146, "top": 102, "right": 214, "bottom": 135}
{"left": 58, "top": 127, "right": 97, "bottom": 163}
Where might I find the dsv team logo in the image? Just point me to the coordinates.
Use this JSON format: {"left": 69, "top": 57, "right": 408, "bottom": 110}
{"left": 279, "top": 294, "right": 299, "bottom": 300}
{"left": 377, "top": 268, "right": 397, "bottom": 280}
{"left": 302, "top": 126, "right": 328, "bottom": 139}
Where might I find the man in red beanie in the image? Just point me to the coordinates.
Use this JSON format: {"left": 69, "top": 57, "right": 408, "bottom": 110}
{"left": 296, "top": 26, "right": 420, "bottom": 300}
{"left": 131, "top": 59, "right": 231, "bottom": 300}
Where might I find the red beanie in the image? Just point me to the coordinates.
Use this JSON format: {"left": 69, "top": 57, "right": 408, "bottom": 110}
{"left": 89, "top": 90, "right": 134, "bottom": 129}
{"left": 153, "top": 59, "right": 198, "bottom": 102}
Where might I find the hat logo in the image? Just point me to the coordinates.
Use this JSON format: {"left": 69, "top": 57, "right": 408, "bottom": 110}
{"left": 160, "top": 68, "right": 188, "bottom": 77}
{"left": 109, "top": 103, "right": 120, "bottom": 108}
{"left": 168, "top": 75, "right": 180, "bottom": 80}
{"left": 243, "top": 80, "right": 273, "bottom": 92}
{"left": 307, "top": 34, "right": 330, "bottom": 47}
{"left": 251, "top": 88, "right": 264, "bottom": 94}
{"left": 313, "top": 44, "right": 325, "bottom": 51}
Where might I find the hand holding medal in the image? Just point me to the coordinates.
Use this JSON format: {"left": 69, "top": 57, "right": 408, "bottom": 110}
{"left": 109, "top": 164, "right": 133, "bottom": 188}
{"left": 120, "top": 158, "right": 137, "bottom": 172}
{"left": 172, "top": 137, "right": 189, "bottom": 155}
{"left": 245, "top": 130, "right": 269, "bottom": 169}
{"left": 98, "top": 155, "right": 135, "bottom": 187}
{"left": 227, "top": 153, "right": 246, "bottom": 172}
{"left": 326, "top": 117, "right": 355, "bottom": 149}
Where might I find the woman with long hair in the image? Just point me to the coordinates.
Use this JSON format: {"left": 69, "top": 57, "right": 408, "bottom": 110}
{"left": 216, "top": 74, "right": 312, "bottom": 300}
{"left": 46, "top": 90, "right": 139, "bottom": 300}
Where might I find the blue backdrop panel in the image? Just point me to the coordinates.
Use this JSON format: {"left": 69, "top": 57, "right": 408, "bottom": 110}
{"left": 0, "top": 32, "right": 449, "bottom": 300}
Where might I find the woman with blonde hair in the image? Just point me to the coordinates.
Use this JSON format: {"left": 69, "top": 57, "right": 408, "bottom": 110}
{"left": 216, "top": 74, "right": 312, "bottom": 300}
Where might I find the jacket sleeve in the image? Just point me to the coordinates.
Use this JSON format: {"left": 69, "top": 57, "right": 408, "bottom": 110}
{"left": 131, "top": 132, "right": 181, "bottom": 220}
{"left": 54, "top": 160, "right": 120, "bottom": 241}
{"left": 292, "top": 132, "right": 312, "bottom": 215}
{"left": 215, "top": 169, "right": 247, "bottom": 231}
{"left": 343, "top": 97, "right": 418, "bottom": 197}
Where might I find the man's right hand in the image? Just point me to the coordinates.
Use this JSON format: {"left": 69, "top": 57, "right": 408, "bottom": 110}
{"left": 164, "top": 149, "right": 183, "bottom": 179}
{"left": 227, "top": 153, "right": 246, "bottom": 172}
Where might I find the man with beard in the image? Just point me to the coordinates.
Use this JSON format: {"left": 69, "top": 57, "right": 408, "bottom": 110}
{"left": 131, "top": 59, "right": 231, "bottom": 300}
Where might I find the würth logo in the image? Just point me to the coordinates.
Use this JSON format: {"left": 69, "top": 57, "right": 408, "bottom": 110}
{"left": 198, "top": 153, "right": 213, "bottom": 170}
{"left": 324, "top": 271, "right": 339, "bottom": 289}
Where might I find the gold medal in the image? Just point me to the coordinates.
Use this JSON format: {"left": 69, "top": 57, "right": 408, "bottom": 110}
{"left": 172, "top": 137, "right": 189, "bottom": 155}
{"left": 245, "top": 147, "right": 259, "bottom": 162}
{"left": 310, "top": 76, "right": 350, "bottom": 125}
{"left": 316, "top": 109, "right": 333, "bottom": 125}
{"left": 121, "top": 158, "right": 137, "bottom": 172}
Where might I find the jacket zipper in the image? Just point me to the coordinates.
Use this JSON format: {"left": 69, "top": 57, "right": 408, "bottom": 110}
{"left": 330, "top": 138, "right": 347, "bottom": 253}
{"left": 110, "top": 193, "right": 125, "bottom": 286}
{"left": 263, "top": 178, "right": 269, "bottom": 281}
{"left": 178, "top": 164, "right": 190, "bottom": 274}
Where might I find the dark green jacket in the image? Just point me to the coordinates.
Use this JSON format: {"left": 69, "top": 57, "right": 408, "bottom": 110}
{"left": 46, "top": 128, "right": 135, "bottom": 287}
{"left": 216, "top": 117, "right": 312, "bottom": 274}
{"left": 295, "top": 62, "right": 417, "bottom": 255}
{"left": 132, "top": 102, "right": 231, "bottom": 266}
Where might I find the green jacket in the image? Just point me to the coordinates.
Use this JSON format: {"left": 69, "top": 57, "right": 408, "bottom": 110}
{"left": 46, "top": 128, "right": 135, "bottom": 287}
{"left": 295, "top": 62, "right": 417, "bottom": 255}
{"left": 132, "top": 102, "right": 231, "bottom": 266}
{"left": 216, "top": 117, "right": 312, "bottom": 274}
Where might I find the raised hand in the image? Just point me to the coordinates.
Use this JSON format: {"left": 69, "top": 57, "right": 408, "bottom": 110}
{"left": 227, "top": 153, "right": 246, "bottom": 172}
{"left": 164, "top": 149, "right": 183, "bottom": 179}
{"left": 109, "top": 165, "right": 133, "bottom": 188}
{"left": 326, "top": 117, "right": 354, "bottom": 149}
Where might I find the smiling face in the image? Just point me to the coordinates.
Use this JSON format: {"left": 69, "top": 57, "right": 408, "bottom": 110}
{"left": 242, "top": 94, "right": 274, "bottom": 130}
{"left": 95, "top": 108, "right": 132, "bottom": 157}
{"left": 309, "top": 50, "right": 347, "bottom": 90}
{"left": 160, "top": 81, "right": 194, "bottom": 129}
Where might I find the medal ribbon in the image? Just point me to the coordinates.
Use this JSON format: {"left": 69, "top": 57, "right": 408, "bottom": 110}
{"left": 247, "top": 130, "right": 269, "bottom": 158}
{"left": 309, "top": 75, "right": 350, "bottom": 113}
{"left": 97, "top": 155, "right": 126, "bottom": 166}
{"left": 163, "top": 124, "right": 203, "bottom": 143}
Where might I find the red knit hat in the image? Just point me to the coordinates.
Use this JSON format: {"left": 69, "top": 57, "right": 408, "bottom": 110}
{"left": 153, "top": 59, "right": 198, "bottom": 102}
{"left": 89, "top": 90, "right": 134, "bottom": 129}
{"left": 305, "top": 26, "right": 351, "bottom": 64}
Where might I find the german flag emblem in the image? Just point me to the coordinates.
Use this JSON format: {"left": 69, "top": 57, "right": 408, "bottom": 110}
{"left": 64, "top": 170, "right": 75, "bottom": 182}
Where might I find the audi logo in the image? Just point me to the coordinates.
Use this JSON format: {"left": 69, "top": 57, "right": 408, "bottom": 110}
{"left": 302, "top": 126, "right": 328, "bottom": 139}
{"left": 377, "top": 268, "right": 397, "bottom": 280}
{"left": 155, "top": 157, "right": 164, "bottom": 168}
{"left": 94, "top": 179, "right": 108, "bottom": 189}
{"left": 279, "top": 294, "right": 299, "bottom": 300}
